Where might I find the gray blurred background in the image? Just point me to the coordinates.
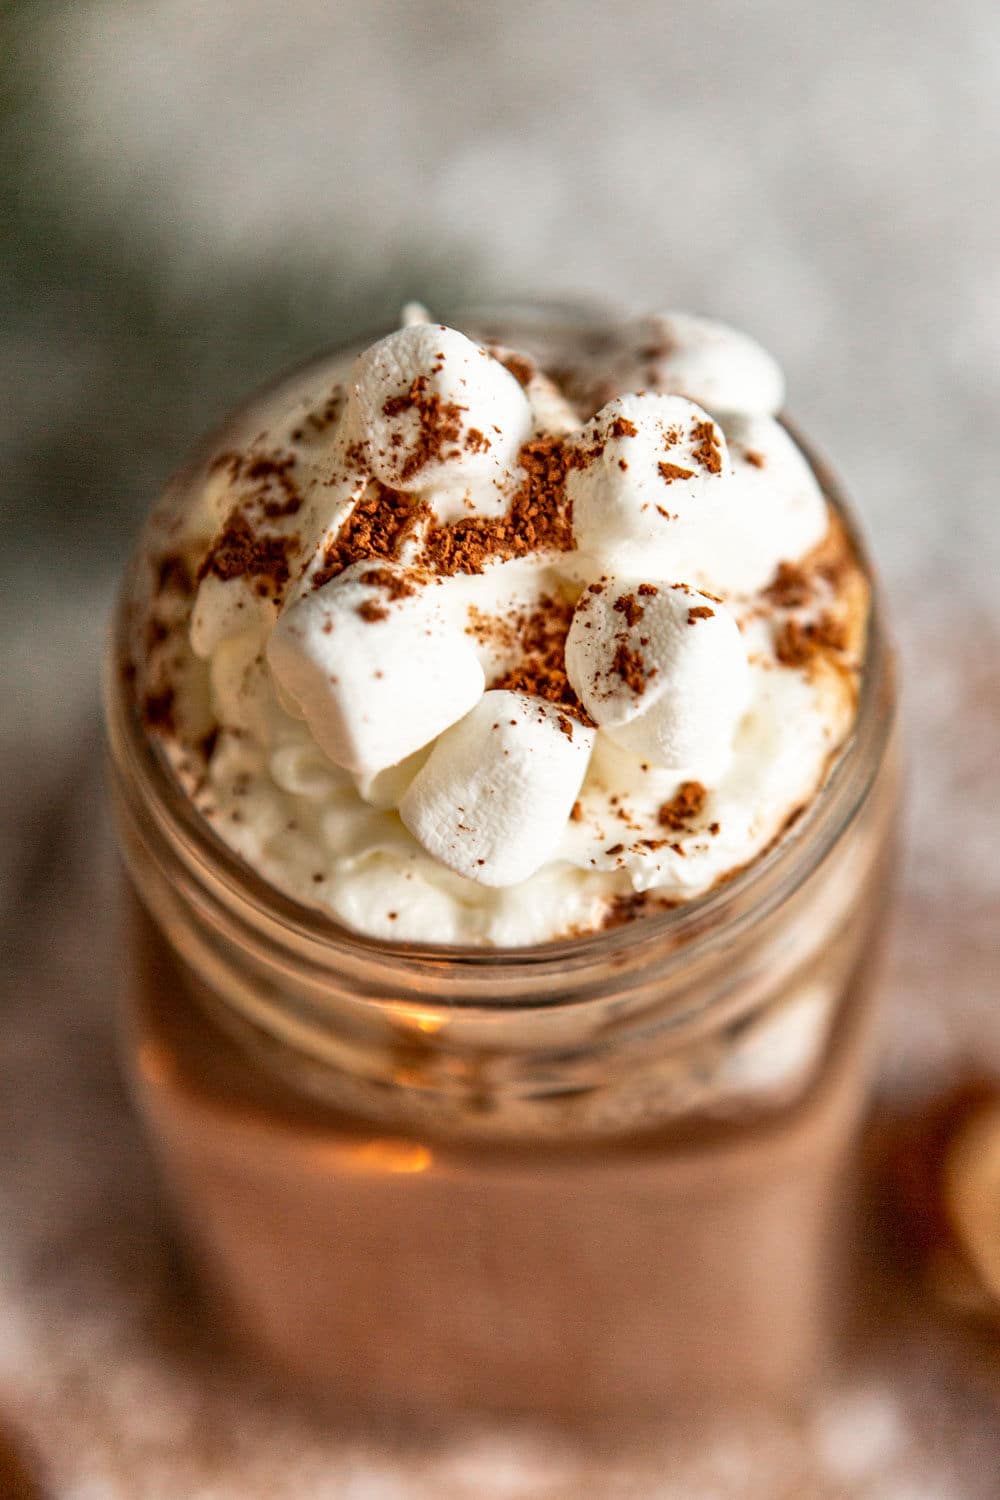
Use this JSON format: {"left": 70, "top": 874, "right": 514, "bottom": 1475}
{"left": 3, "top": 3, "right": 1000, "bottom": 1496}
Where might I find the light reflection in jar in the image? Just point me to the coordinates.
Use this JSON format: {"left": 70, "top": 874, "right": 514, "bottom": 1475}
{"left": 308, "top": 1139, "right": 434, "bottom": 1175}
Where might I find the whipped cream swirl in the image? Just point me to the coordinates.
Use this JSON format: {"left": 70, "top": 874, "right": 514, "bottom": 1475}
{"left": 133, "top": 309, "right": 868, "bottom": 945}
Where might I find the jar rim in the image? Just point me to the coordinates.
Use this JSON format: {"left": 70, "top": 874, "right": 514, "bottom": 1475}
{"left": 104, "top": 326, "right": 895, "bottom": 1012}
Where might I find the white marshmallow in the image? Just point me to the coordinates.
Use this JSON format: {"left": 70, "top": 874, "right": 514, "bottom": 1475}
{"left": 400, "top": 691, "right": 595, "bottom": 887}
{"left": 485, "top": 341, "right": 580, "bottom": 436}
{"left": 353, "top": 743, "right": 432, "bottom": 810}
{"left": 626, "top": 311, "right": 785, "bottom": 417}
{"left": 266, "top": 560, "right": 484, "bottom": 778}
{"left": 718, "top": 413, "right": 830, "bottom": 591}
{"left": 565, "top": 578, "right": 749, "bottom": 775}
{"left": 568, "top": 393, "right": 733, "bottom": 581}
{"left": 190, "top": 573, "right": 277, "bottom": 657}
{"left": 348, "top": 324, "right": 533, "bottom": 520}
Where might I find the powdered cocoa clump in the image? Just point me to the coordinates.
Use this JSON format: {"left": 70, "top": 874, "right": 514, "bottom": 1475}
{"left": 775, "top": 614, "right": 848, "bottom": 666}
{"left": 658, "top": 781, "right": 707, "bottom": 830}
{"left": 199, "top": 512, "right": 299, "bottom": 599}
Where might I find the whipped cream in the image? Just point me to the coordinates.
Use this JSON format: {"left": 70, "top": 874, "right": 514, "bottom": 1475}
{"left": 131, "top": 308, "right": 868, "bottom": 946}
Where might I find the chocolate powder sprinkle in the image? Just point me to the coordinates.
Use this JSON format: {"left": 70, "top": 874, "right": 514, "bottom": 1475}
{"left": 356, "top": 600, "right": 389, "bottom": 623}
{"left": 497, "top": 351, "right": 536, "bottom": 387}
{"left": 613, "top": 593, "right": 644, "bottom": 627}
{"left": 421, "top": 435, "right": 576, "bottom": 577}
{"left": 775, "top": 613, "right": 849, "bottom": 666}
{"left": 211, "top": 447, "right": 304, "bottom": 520}
{"left": 658, "top": 780, "right": 707, "bottom": 830}
{"left": 610, "top": 416, "right": 638, "bottom": 439}
{"left": 490, "top": 594, "right": 593, "bottom": 722}
{"left": 659, "top": 461, "right": 695, "bottom": 484}
{"left": 764, "top": 560, "right": 813, "bottom": 609}
{"left": 312, "top": 485, "right": 429, "bottom": 588}
{"left": 601, "top": 892, "right": 652, "bottom": 928}
{"left": 143, "top": 688, "right": 176, "bottom": 734}
{"left": 691, "top": 419, "right": 723, "bottom": 474}
{"left": 199, "top": 511, "right": 298, "bottom": 597}
{"left": 612, "top": 641, "right": 651, "bottom": 694}
{"left": 155, "top": 552, "right": 194, "bottom": 596}
{"left": 383, "top": 374, "right": 467, "bottom": 482}
{"left": 359, "top": 566, "right": 416, "bottom": 600}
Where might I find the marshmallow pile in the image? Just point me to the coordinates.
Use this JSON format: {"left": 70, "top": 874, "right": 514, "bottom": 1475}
{"left": 564, "top": 580, "right": 749, "bottom": 778}
{"left": 189, "top": 311, "right": 834, "bottom": 900}
{"left": 350, "top": 323, "right": 534, "bottom": 522}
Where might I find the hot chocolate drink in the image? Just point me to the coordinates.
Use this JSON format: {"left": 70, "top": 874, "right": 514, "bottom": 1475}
{"left": 106, "top": 304, "right": 897, "bottom": 1419}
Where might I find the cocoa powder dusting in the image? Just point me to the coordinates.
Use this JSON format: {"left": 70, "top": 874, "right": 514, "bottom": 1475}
{"left": 421, "top": 435, "right": 575, "bottom": 577}
{"left": 497, "top": 351, "right": 535, "bottom": 388}
{"left": 383, "top": 374, "right": 467, "bottom": 482}
{"left": 311, "top": 485, "right": 429, "bottom": 588}
{"left": 143, "top": 688, "right": 176, "bottom": 734}
{"left": 600, "top": 892, "right": 678, "bottom": 929}
{"left": 244, "top": 453, "right": 303, "bottom": 518}
{"left": 658, "top": 780, "right": 707, "bottom": 830}
{"left": 658, "top": 461, "right": 695, "bottom": 483}
{"left": 613, "top": 593, "right": 645, "bottom": 627}
{"left": 358, "top": 566, "right": 416, "bottom": 600}
{"left": 763, "top": 560, "right": 813, "bottom": 609}
{"left": 199, "top": 511, "right": 298, "bottom": 598}
{"left": 775, "top": 613, "right": 849, "bottom": 666}
{"left": 490, "top": 595, "right": 593, "bottom": 722}
{"left": 155, "top": 552, "right": 194, "bottom": 597}
{"left": 611, "top": 641, "right": 651, "bottom": 694}
{"left": 356, "top": 600, "right": 389, "bottom": 623}
{"left": 211, "top": 446, "right": 304, "bottom": 520}
{"left": 691, "top": 419, "right": 723, "bottom": 474}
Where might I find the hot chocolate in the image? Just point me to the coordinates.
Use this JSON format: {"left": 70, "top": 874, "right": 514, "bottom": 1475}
{"left": 105, "top": 303, "right": 897, "bottom": 1420}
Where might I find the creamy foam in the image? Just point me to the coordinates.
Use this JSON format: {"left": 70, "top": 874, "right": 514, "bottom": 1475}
{"left": 130, "top": 309, "right": 868, "bottom": 945}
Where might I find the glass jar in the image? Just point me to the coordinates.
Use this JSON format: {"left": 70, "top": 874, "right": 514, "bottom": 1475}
{"left": 103, "top": 308, "right": 899, "bottom": 1424}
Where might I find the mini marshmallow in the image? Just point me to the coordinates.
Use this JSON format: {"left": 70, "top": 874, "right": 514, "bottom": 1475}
{"left": 627, "top": 311, "right": 785, "bottom": 417}
{"left": 353, "top": 743, "right": 432, "bottom": 810}
{"left": 485, "top": 342, "right": 580, "bottom": 436}
{"left": 266, "top": 560, "right": 484, "bottom": 778}
{"left": 190, "top": 573, "right": 277, "bottom": 657}
{"left": 400, "top": 691, "right": 595, "bottom": 887}
{"left": 565, "top": 578, "right": 749, "bottom": 775}
{"left": 568, "top": 393, "right": 732, "bottom": 581}
{"left": 718, "top": 413, "right": 829, "bottom": 591}
{"left": 348, "top": 324, "right": 533, "bottom": 520}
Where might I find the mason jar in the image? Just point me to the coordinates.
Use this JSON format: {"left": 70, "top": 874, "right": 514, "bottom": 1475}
{"left": 103, "top": 307, "right": 899, "bottom": 1424}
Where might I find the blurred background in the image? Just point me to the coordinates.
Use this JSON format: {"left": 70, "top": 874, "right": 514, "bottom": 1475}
{"left": 3, "top": 2, "right": 1000, "bottom": 1496}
